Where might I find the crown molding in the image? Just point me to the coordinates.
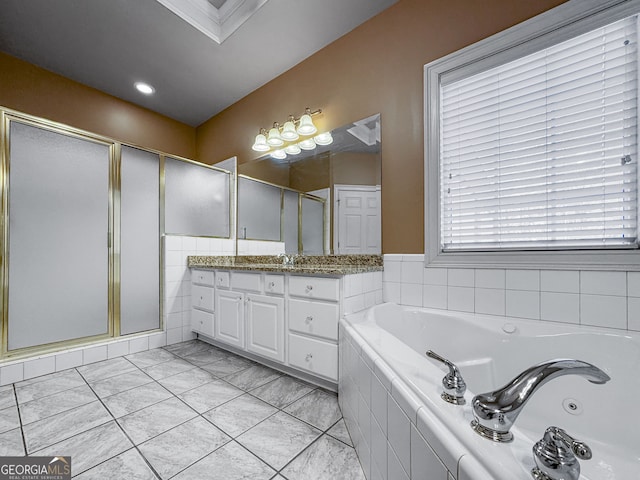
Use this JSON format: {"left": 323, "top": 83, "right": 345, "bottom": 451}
{"left": 155, "top": 0, "right": 269, "bottom": 44}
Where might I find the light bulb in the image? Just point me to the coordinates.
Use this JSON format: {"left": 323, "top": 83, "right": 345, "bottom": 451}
{"left": 134, "top": 82, "right": 155, "bottom": 95}
{"left": 281, "top": 121, "right": 299, "bottom": 141}
{"left": 285, "top": 144, "right": 301, "bottom": 155}
{"left": 299, "top": 138, "right": 316, "bottom": 150}
{"left": 314, "top": 132, "right": 333, "bottom": 146}
{"left": 267, "top": 126, "right": 284, "bottom": 147}
{"left": 297, "top": 114, "right": 317, "bottom": 136}
{"left": 252, "top": 133, "right": 269, "bottom": 152}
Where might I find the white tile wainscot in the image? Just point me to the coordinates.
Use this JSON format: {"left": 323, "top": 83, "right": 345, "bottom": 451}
{"left": 339, "top": 321, "right": 483, "bottom": 480}
{"left": 191, "top": 267, "right": 382, "bottom": 390}
{"left": 384, "top": 254, "right": 640, "bottom": 334}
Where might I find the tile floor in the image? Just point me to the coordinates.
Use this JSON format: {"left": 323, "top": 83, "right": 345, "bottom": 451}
{"left": 0, "top": 340, "right": 364, "bottom": 479}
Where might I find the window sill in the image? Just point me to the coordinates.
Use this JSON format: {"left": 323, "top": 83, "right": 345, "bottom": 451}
{"left": 425, "top": 249, "right": 640, "bottom": 271}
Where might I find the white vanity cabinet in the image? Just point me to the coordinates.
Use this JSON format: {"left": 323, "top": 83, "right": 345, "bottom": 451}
{"left": 191, "top": 268, "right": 344, "bottom": 386}
{"left": 287, "top": 276, "right": 340, "bottom": 381}
{"left": 215, "top": 271, "right": 286, "bottom": 362}
{"left": 191, "top": 270, "right": 215, "bottom": 338}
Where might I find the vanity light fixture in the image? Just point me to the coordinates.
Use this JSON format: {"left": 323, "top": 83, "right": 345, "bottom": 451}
{"left": 267, "top": 123, "right": 284, "bottom": 147}
{"left": 251, "top": 129, "right": 270, "bottom": 152}
{"left": 134, "top": 82, "right": 155, "bottom": 95}
{"left": 251, "top": 107, "right": 323, "bottom": 154}
{"left": 281, "top": 116, "right": 299, "bottom": 141}
{"left": 297, "top": 108, "right": 318, "bottom": 135}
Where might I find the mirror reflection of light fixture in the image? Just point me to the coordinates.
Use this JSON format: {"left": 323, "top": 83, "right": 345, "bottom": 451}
{"left": 251, "top": 108, "right": 322, "bottom": 154}
{"left": 267, "top": 123, "right": 284, "bottom": 147}
{"left": 252, "top": 129, "right": 269, "bottom": 152}
{"left": 299, "top": 138, "right": 316, "bottom": 150}
{"left": 285, "top": 144, "right": 301, "bottom": 155}
{"left": 271, "top": 149, "right": 287, "bottom": 160}
{"left": 314, "top": 132, "right": 333, "bottom": 146}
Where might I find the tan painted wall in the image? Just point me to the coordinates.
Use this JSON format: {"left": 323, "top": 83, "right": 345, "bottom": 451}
{"left": 196, "top": 0, "right": 568, "bottom": 253}
{"left": 0, "top": 52, "right": 196, "bottom": 158}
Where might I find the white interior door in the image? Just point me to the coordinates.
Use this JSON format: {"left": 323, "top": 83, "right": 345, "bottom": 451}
{"left": 335, "top": 185, "right": 381, "bottom": 254}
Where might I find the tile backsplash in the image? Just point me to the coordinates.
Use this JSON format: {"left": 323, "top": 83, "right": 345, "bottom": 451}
{"left": 383, "top": 254, "right": 639, "bottom": 333}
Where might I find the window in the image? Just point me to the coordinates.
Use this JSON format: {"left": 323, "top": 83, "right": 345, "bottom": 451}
{"left": 425, "top": 0, "right": 640, "bottom": 270}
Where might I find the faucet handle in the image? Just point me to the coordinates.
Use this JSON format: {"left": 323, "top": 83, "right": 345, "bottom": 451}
{"left": 532, "top": 427, "right": 592, "bottom": 480}
{"left": 426, "top": 350, "right": 466, "bottom": 405}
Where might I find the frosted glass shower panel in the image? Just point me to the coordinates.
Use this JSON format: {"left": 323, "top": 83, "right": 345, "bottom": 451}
{"left": 283, "top": 190, "right": 299, "bottom": 253}
{"left": 8, "top": 122, "right": 110, "bottom": 350}
{"left": 301, "top": 197, "right": 324, "bottom": 254}
{"left": 121, "top": 146, "right": 160, "bottom": 335}
{"left": 164, "top": 157, "right": 230, "bottom": 237}
{"left": 238, "top": 177, "right": 281, "bottom": 241}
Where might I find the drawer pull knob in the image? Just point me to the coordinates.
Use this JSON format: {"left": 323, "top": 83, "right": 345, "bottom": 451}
{"left": 306, "top": 285, "right": 313, "bottom": 292}
{"left": 306, "top": 316, "right": 313, "bottom": 323}
{"left": 305, "top": 353, "right": 313, "bottom": 361}
{"left": 270, "top": 282, "right": 275, "bottom": 288}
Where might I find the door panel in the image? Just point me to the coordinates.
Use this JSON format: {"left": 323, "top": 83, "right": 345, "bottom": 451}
{"left": 246, "top": 294, "right": 284, "bottom": 363}
{"left": 120, "top": 146, "right": 160, "bottom": 335}
{"left": 7, "top": 121, "right": 110, "bottom": 350}
{"left": 215, "top": 290, "right": 245, "bottom": 348}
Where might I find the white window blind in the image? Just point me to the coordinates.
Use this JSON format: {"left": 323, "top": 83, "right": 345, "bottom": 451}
{"left": 440, "top": 15, "right": 639, "bottom": 251}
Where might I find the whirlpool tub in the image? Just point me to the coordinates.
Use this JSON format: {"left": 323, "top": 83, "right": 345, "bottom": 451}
{"left": 339, "top": 302, "right": 639, "bottom": 480}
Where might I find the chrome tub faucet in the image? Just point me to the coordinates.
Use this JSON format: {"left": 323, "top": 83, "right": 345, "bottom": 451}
{"left": 470, "top": 359, "right": 610, "bottom": 442}
{"left": 531, "top": 426, "right": 593, "bottom": 480}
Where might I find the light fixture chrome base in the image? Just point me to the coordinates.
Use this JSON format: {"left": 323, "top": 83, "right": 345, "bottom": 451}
{"left": 531, "top": 467, "right": 553, "bottom": 480}
{"left": 441, "top": 392, "right": 465, "bottom": 405}
{"left": 470, "top": 420, "right": 513, "bottom": 443}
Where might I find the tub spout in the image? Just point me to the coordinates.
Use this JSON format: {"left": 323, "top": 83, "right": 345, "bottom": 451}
{"left": 471, "top": 359, "right": 610, "bottom": 442}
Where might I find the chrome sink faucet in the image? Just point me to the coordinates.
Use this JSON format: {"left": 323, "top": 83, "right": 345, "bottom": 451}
{"left": 470, "top": 359, "right": 610, "bottom": 442}
{"left": 278, "top": 253, "right": 295, "bottom": 266}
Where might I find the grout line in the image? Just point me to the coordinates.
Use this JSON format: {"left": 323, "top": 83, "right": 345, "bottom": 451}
{"left": 19, "top": 340, "right": 360, "bottom": 478}
{"left": 13, "top": 384, "right": 28, "bottom": 456}
{"left": 79, "top": 371, "right": 162, "bottom": 480}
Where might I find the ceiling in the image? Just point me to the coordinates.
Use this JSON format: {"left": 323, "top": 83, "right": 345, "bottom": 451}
{"left": 0, "top": 0, "right": 398, "bottom": 126}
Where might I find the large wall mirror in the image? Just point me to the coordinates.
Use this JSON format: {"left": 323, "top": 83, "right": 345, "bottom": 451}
{"left": 238, "top": 114, "right": 381, "bottom": 254}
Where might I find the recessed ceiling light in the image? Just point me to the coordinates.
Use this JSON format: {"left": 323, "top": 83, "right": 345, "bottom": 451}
{"left": 134, "top": 82, "right": 155, "bottom": 95}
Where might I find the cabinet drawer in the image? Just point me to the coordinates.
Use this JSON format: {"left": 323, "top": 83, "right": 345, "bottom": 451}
{"left": 289, "top": 276, "right": 339, "bottom": 301}
{"left": 191, "top": 269, "right": 214, "bottom": 286}
{"left": 288, "top": 298, "right": 338, "bottom": 341}
{"left": 231, "top": 272, "right": 262, "bottom": 292}
{"left": 191, "top": 308, "right": 214, "bottom": 338}
{"left": 288, "top": 333, "right": 338, "bottom": 381}
{"left": 264, "top": 274, "right": 285, "bottom": 295}
{"left": 216, "top": 271, "right": 230, "bottom": 288}
{"left": 191, "top": 284, "right": 214, "bottom": 312}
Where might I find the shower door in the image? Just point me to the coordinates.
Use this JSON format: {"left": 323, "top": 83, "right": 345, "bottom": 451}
{"left": 5, "top": 120, "right": 112, "bottom": 351}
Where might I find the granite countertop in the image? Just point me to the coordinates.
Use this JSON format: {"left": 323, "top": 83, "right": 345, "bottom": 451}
{"left": 187, "top": 254, "right": 383, "bottom": 275}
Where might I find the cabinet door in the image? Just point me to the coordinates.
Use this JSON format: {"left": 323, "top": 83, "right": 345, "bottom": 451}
{"left": 215, "top": 290, "right": 245, "bottom": 348}
{"left": 246, "top": 294, "right": 285, "bottom": 363}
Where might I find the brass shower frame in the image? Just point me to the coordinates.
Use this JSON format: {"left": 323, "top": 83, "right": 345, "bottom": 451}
{"left": 0, "top": 106, "right": 233, "bottom": 362}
